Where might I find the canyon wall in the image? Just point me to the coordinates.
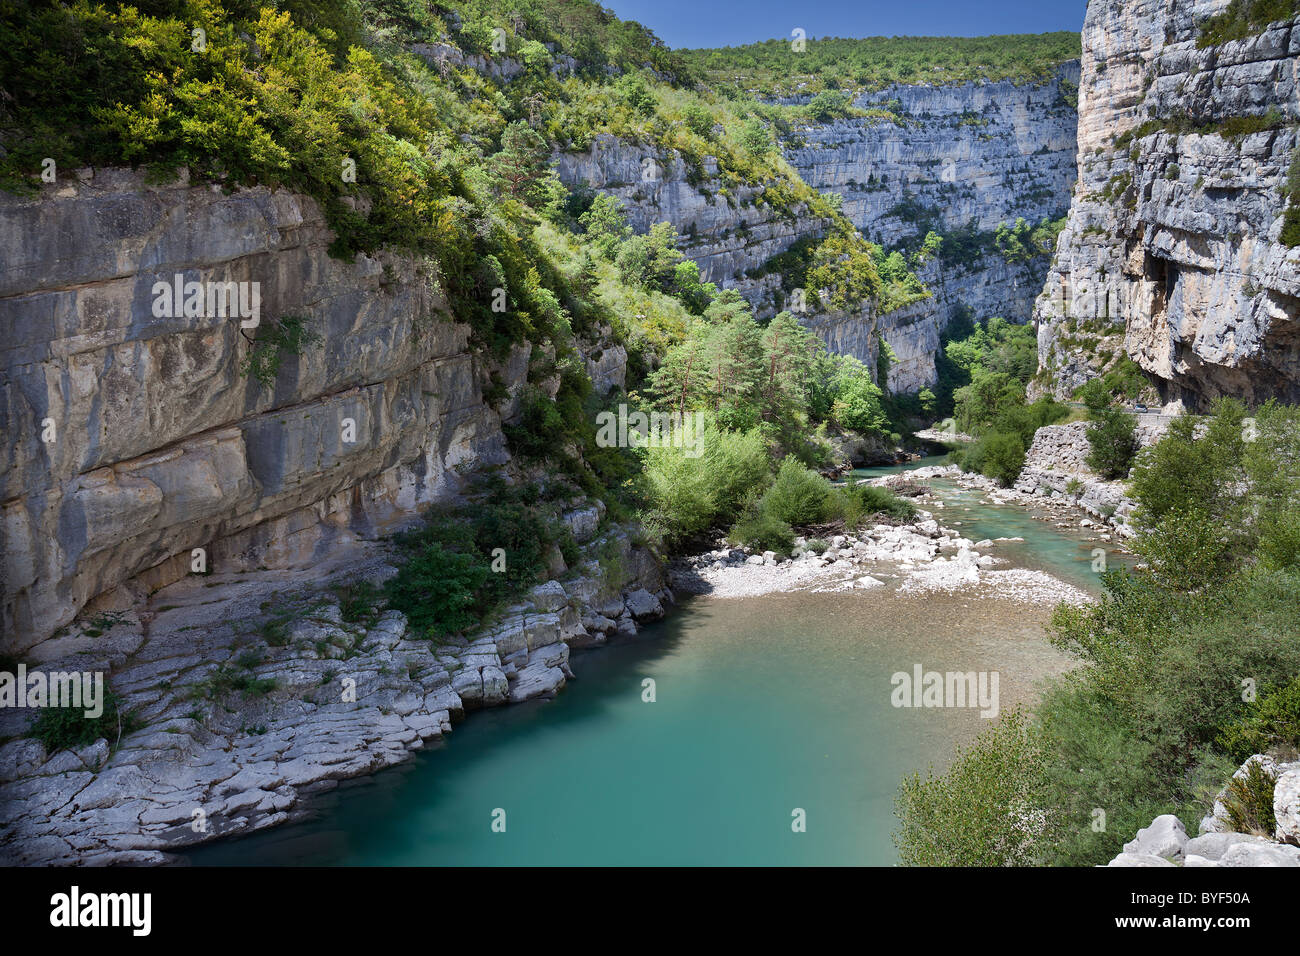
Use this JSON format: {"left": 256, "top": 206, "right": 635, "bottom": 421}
{"left": 553, "top": 136, "right": 887, "bottom": 383}
{"left": 553, "top": 134, "right": 827, "bottom": 310}
{"left": 0, "top": 169, "right": 538, "bottom": 650}
{"left": 789, "top": 67, "right": 1080, "bottom": 391}
{"left": 556, "top": 65, "right": 1080, "bottom": 394}
{"left": 1033, "top": 0, "right": 1300, "bottom": 407}
{"left": 786, "top": 66, "right": 1080, "bottom": 246}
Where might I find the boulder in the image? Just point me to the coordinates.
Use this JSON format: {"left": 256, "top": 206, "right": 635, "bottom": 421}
{"left": 1121, "top": 814, "right": 1187, "bottom": 861}
{"left": 1106, "top": 853, "right": 1176, "bottom": 867}
{"left": 529, "top": 581, "right": 568, "bottom": 611}
{"left": 1273, "top": 769, "right": 1300, "bottom": 844}
{"left": 623, "top": 588, "right": 664, "bottom": 621}
{"left": 1218, "top": 842, "right": 1300, "bottom": 867}
{"left": 1183, "top": 832, "right": 1272, "bottom": 862}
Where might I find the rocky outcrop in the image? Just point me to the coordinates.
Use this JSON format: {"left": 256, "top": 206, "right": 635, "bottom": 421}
{"left": 0, "top": 168, "right": 525, "bottom": 650}
{"left": 0, "top": 521, "right": 668, "bottom": 864}
{"left": 1110, "top": 755, "right": 1300, "bottom": 867}
{"left": 1034, "top": 0, "right": 1300, "bottom": 407}
{"left": 1012, "top": 416, "right": 1173, "bottom": 535}
{"left": 786, "top": 67, "right": 1079, "bottom": 248}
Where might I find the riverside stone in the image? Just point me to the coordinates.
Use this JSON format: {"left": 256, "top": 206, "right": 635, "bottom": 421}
{"left": 623, "top": 588, "right": 664, "bottom": 621}
{"left": 1121, "top": 814, "right": 1187, "bottom": 861}
{"left": 1273, "top": 769, "right": 1300, "bottom": 844}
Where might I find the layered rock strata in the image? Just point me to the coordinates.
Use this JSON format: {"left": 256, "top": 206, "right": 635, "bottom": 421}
{"left": 0, "top": 168, "right": 538, "bottom": 648}
{"left": 1034, "top": 0, "right": 1300, "bottom": 407}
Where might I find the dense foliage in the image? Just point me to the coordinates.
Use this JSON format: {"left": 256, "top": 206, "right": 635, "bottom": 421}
{"left": 384, "top": 477, "right": 580, "bottom": 637}
{"left": 681, "top": 33, "right": 1081, "bottom": 99}
{"left": 1085, "top": 408, "right": 1139, "bottom": 480}
{"left": 942, "top": 317, "right": 1069, "bottom": 485}
{"left": 896, "top": 400, "right": 1300, "bottom": 865}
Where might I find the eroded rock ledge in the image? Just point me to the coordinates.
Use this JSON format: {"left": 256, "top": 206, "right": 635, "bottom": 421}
{"left": 0, "top": 518, "right": 669, "bottom": 865}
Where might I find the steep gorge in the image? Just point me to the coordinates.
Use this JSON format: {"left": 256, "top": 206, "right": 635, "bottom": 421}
{"left": 554, "top": 63, "right": 1081, "bottom": 394}
{"left": 791, "top": 68, "right": 1079, "bottom": 391}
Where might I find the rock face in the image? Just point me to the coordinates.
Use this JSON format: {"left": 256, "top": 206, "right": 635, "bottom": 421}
{"left": 553, "top": 134, "right": 830, "bottom": 313}
{"left": 786, "top": 67, "right": 1079, "bottom": 247}
{"left": 1034, "top": 0, "right": 1300, "bottom": 407}
{"left": 0, "top": 168, "right": 524, "bottom": 649}
{"left": 0, "top": 523, "right": 669, "bottom": 864}
{"left": 555, "top": 67, "right": 1081, "bottom": 394}
{"left": 872, "top": 254, "right": 1050, "bottom": 393}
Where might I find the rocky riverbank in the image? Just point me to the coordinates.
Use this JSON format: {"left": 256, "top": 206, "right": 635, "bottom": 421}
{"left": 0, "top": 513, "right": 669, "bottom": 866}
{"left": 876, "top": 462, "right": 1135, "bottom": 548}
{"left": 1109, "top": 756, "right": 1300, "bottom": 867}
{"left": 670, "top": 495, "right": 1091, "bottom": 608}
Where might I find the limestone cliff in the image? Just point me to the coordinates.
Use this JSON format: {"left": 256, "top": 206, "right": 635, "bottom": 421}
{"left": 552, "top": 135, "right": 893, "bottom": 384}
{"left": 786, "top": 67, "right": 1079, "bottom": 247}
{"left": 1034, "top": 0, "right": 1300, "bottom": 408}
{"left": 553, "top": 135, "right": 827, "bottom": 311}
{"left": 555, "top": 66, "right": 1080, "bottom": 394}
{"left": 787, "top": 68, "right": 1079, "bottom": 391}
{"left": 0, "top": 169, "right": 535, "bottom": 649}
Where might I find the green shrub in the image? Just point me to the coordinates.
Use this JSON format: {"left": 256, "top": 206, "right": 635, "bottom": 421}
{"left": 895, "top": 708, "right": 1053, "bottom": 866}
{"left": 637, "top": 421, "right": 771, "bottom": 547}
{"left": 189, "top": 664, "right": 279, "bottom": 701}
{"left": 969, "top": 431, "right": 1027, "bottom": 487}
{"left": 1075, "top": 377, "right": 1111, "bottom": 412}
{"left": 1282, "top": 206, "right": 1300, "bottom": 248}
{"left": 833, "top": 483, "right": 917, "bottom": 527}
{"left": 383, "top": 478, "right": 576, "bottom": 638}
{"left": 241, "top": 315, "right": 315, "bottom": 389}
{"left": 1086, "top": 408, "right": 1139, "bottom": 480}
{"left": 1217, "top": 677, "right": 1300, "bottom": 762}
{"left": 729, "top": 510, "right": 795, "bottom": 556}
{"left": 29, "top": 691, "right": 138, "bottom": 755}
{"left": 1222, "top": 760, "right": 1278, "bottom": 836}
{"left": 335, "top": 580, "right": 383, "bottom": 627}
{"left": 1198, "top": 0, "right": 1300, "bottom": 49}
{"left": 384, "top": 542, "right": 488, "bottom": 638}
{"left": 759, "top": 457, "right": 832, "bottom": 527}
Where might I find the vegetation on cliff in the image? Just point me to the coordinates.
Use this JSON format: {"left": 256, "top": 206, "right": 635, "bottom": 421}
{"left": 1196, "top": 0, "right": 1300, "bottom": 49}
{"left": 680, "top": 32, "right": 1080, "bottom": 99}
{"left": 0, "top": 0, "right": 932, "bottom": 544}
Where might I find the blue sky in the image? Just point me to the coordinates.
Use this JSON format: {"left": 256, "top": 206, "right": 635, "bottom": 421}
{"left": 604, "top": 0, "right": 1087, "bottom": 50}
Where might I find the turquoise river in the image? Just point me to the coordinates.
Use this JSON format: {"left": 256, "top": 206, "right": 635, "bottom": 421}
{"left": 186, "top": 458, "right": 1126, "bottom": 866}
